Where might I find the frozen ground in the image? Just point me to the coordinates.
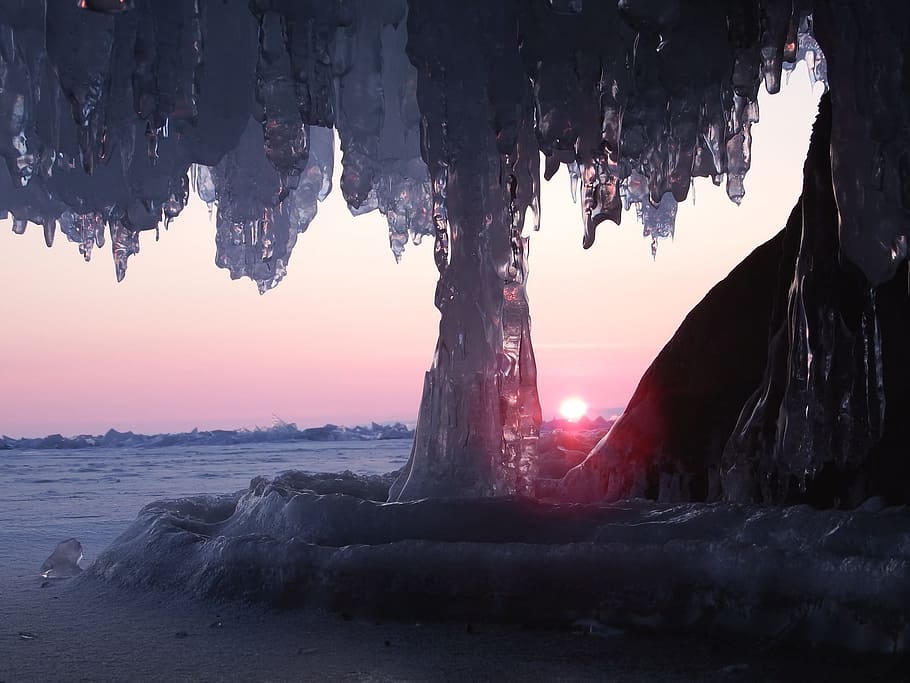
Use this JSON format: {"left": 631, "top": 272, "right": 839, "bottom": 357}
{"left": 0, "top": 441, "right": 907, "bottom": 680}
{"left": 0, "top": 574, "right": 893, "bottom": 682}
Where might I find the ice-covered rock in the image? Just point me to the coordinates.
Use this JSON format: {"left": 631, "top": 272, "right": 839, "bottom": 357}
{"left": 558, "top": 225, "right": 794, "bottom": 504}
{"left": 720, "top": 93, "right": 894, "bottom": 506}
{"left": 562, "top": 93, "right": 910, "bottom": 507}
{"left": 40, "top": 538, "right": 84, "bottom": 578}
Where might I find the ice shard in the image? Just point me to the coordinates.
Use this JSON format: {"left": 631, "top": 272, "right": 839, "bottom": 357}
{"left": 40, "top": 538, "right": 83, "bottom": 579}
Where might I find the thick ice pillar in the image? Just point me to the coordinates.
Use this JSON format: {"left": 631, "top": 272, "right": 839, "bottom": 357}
{"left": 390, "top": 1, "right": 541, "bottom": 500}
{"left": 389, "top": 157, "right": 541, "bottom": 500}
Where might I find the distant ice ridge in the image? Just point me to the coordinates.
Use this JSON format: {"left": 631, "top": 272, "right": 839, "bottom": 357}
{"left": 0, "top": 421, "right": 414, "bottom": 450}
{"left": 87, "top": 472, "right": 910, "bottom": 654}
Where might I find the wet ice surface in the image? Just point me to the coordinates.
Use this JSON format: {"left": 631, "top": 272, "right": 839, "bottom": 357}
{"left": 0, "top": 441, "right": 410, "bottom": 576}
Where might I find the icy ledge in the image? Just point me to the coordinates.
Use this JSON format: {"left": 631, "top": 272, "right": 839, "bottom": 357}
{"left": 86, "top": 471, "right": 910, "bottom": 654}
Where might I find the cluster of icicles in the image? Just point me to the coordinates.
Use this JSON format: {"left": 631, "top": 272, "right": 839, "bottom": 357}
{"left": 0, "top": 0, "right": 825, "bottom": 290}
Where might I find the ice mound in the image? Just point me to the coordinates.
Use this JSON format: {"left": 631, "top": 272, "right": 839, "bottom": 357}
{"left": 87, "top": 472, "right": 910, "bottom": 654}
{"left": 40, "top": 538, "right": 84, "bottom": 578}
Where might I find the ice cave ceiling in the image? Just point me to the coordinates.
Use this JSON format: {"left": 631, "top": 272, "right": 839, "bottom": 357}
{"left": 3, "top": 0, "right": 909, "bottom": 503}
{"left": 3, "top": 0, "right": 846, "bottom": 288}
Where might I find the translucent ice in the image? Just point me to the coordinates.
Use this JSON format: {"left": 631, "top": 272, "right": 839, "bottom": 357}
{"left": 209, "top": 121, "right": 333, "bottom": 293}
{"left": 40, "top": 538, "right": 84, "bottom": 579}
{"left": 389, "top": 1, "right": 542, "bottom": 499}
{"left": 0, "top": 1, "right": 833, "bottom": 280}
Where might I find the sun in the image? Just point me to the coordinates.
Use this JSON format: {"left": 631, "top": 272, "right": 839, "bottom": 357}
{"left": 559, "top": 397, "right": 588, "bottom": 422}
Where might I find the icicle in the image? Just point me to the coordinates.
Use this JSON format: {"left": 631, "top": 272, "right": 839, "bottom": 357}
{"left": 109, "top": 220, "right": 140, "bottom": 282}
{"left": 58, "top": 212, "right": 105, "bottom": 262}
{"left": 641, "top": 192, "right": 678, "bottom": 252}
{"left": 568, "top": 162, "right": 581, "bottom": 204}
{"left": 43, "top": 221, "right": 56, "bottom": 248}
{"left": 431, "top": 164, "right": 450, "bottom": 276}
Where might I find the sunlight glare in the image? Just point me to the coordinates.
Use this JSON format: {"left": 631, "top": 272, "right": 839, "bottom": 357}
{"left": 559, "top": 397, "right": 588, "bottom": 422}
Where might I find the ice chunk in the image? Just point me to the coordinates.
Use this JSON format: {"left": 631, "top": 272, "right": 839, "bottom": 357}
{"left": 40, "top": 538, "right": 83, "bottom": 578}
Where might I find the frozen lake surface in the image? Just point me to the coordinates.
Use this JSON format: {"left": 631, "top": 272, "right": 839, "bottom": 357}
{"left": 0, "top": 440, "right": 410, "bottom": 575}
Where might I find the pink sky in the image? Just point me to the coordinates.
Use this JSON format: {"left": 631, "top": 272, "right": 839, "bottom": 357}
{"left": 0, "top": 68, "right": 822, "bottom": 437}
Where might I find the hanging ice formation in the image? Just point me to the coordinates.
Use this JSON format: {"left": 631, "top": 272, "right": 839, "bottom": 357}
{"left": 3, "top": 0, "right": 908, "bottom": 501}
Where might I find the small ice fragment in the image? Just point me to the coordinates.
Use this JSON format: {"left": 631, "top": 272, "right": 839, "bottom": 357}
{"left": 78, "top": 0, "right": 134, "bottom": 13}
{"left": 571, "top": 618, "right": 623, "bottom": 637}
{"left": 40, "top": 538, "right": 83, "bottom": 578}
{"left": 719, "top": 663, "right": 750, "bottom": 676}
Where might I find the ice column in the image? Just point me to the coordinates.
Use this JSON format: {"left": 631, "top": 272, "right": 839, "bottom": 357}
{"left": 390, "top": 0, "right": 542, "bottom": 500}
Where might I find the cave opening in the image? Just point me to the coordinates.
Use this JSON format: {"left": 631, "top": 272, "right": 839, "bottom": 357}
{"left": 2, "top": 0, "right": 910, "bottom": 656}
{"left": 0, "top": 1, "right": 841, "bottom": 504}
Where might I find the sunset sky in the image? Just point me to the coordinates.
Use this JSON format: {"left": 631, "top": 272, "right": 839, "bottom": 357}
{"left": 0, "top": 67, "right": 822, "bottom": 438}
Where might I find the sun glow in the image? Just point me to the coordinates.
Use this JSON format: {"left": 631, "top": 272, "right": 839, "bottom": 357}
{"left": 559, "top": 397, "right": 588, "bottom": 422}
